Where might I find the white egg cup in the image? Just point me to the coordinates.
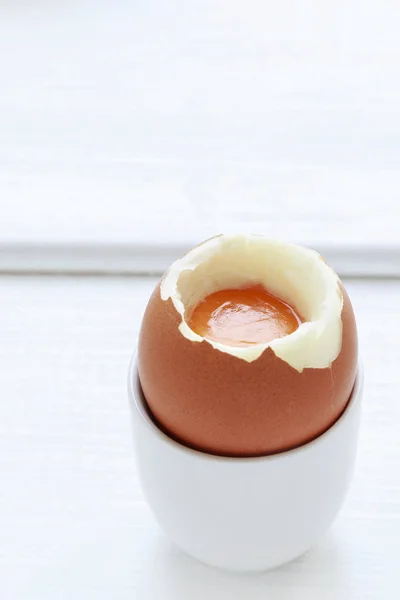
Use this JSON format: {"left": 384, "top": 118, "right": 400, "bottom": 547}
{"left": 128, "top": 357, "right": 363, "bottom": 572}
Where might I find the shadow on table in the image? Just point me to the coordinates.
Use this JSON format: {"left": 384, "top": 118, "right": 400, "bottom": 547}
{"left": 13, "top": 522, "right": 353, "bottom": 600}
{"left": 143, "top": 532, "right": 353, "bottom": 600}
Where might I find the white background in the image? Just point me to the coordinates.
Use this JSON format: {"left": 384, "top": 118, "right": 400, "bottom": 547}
{"left": 0, "top": 1, "right": 399, "bottom": 272}
{"left": 1, "top": 2, "right": 400, "bottom": 598}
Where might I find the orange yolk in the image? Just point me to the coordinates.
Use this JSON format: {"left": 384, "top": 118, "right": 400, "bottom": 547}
{"left": 188, "top": 285, "right": 303, "bottom": 347}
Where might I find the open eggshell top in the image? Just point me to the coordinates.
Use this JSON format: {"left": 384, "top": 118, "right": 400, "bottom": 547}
{"left": 138, "top": 234, "right": 358, "bottom": 457}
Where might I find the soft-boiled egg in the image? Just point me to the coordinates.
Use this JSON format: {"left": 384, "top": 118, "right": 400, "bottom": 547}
{"left": 137, "top": 234, "right": 358, "bottom": 457}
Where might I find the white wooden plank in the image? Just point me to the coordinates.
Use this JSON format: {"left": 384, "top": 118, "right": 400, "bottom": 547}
{"left": 1, "top": 1, "right": 400, "bottom": 270}
{"left": 1, "top": 241, "right": 400, "bottom": 278}
{"left": 0, "top": 275, "right": 399, "bottom": 598}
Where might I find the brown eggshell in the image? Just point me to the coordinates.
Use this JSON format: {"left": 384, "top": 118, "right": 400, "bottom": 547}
{"left": 137, "top": 282, "right": 358, "bottom": 457}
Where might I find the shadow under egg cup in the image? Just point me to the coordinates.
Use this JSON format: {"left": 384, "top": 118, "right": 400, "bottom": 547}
{"left": 128, "top": 357, "right": 363, "bottom": 572}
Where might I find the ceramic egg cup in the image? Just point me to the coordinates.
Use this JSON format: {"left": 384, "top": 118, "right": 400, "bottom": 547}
{"left": 128, "top": 357, "right": 363, "bottom": 572}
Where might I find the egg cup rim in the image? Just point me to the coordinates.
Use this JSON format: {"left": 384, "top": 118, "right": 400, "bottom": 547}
{"left": 128, "top": 354, "right": 363, "bottom": 463}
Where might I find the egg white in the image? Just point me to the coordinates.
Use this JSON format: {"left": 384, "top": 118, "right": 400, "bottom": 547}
{"left": 161, "top": 234, "right": 343, "bottom": 372}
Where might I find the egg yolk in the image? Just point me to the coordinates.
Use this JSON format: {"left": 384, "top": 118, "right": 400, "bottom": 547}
{"left": 188, "top": 285, "right": 303, "bottom": 347}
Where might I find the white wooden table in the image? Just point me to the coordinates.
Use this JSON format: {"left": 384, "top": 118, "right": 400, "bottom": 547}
{"left": 1, "top": 275, "right": 399, "bottom": 599}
